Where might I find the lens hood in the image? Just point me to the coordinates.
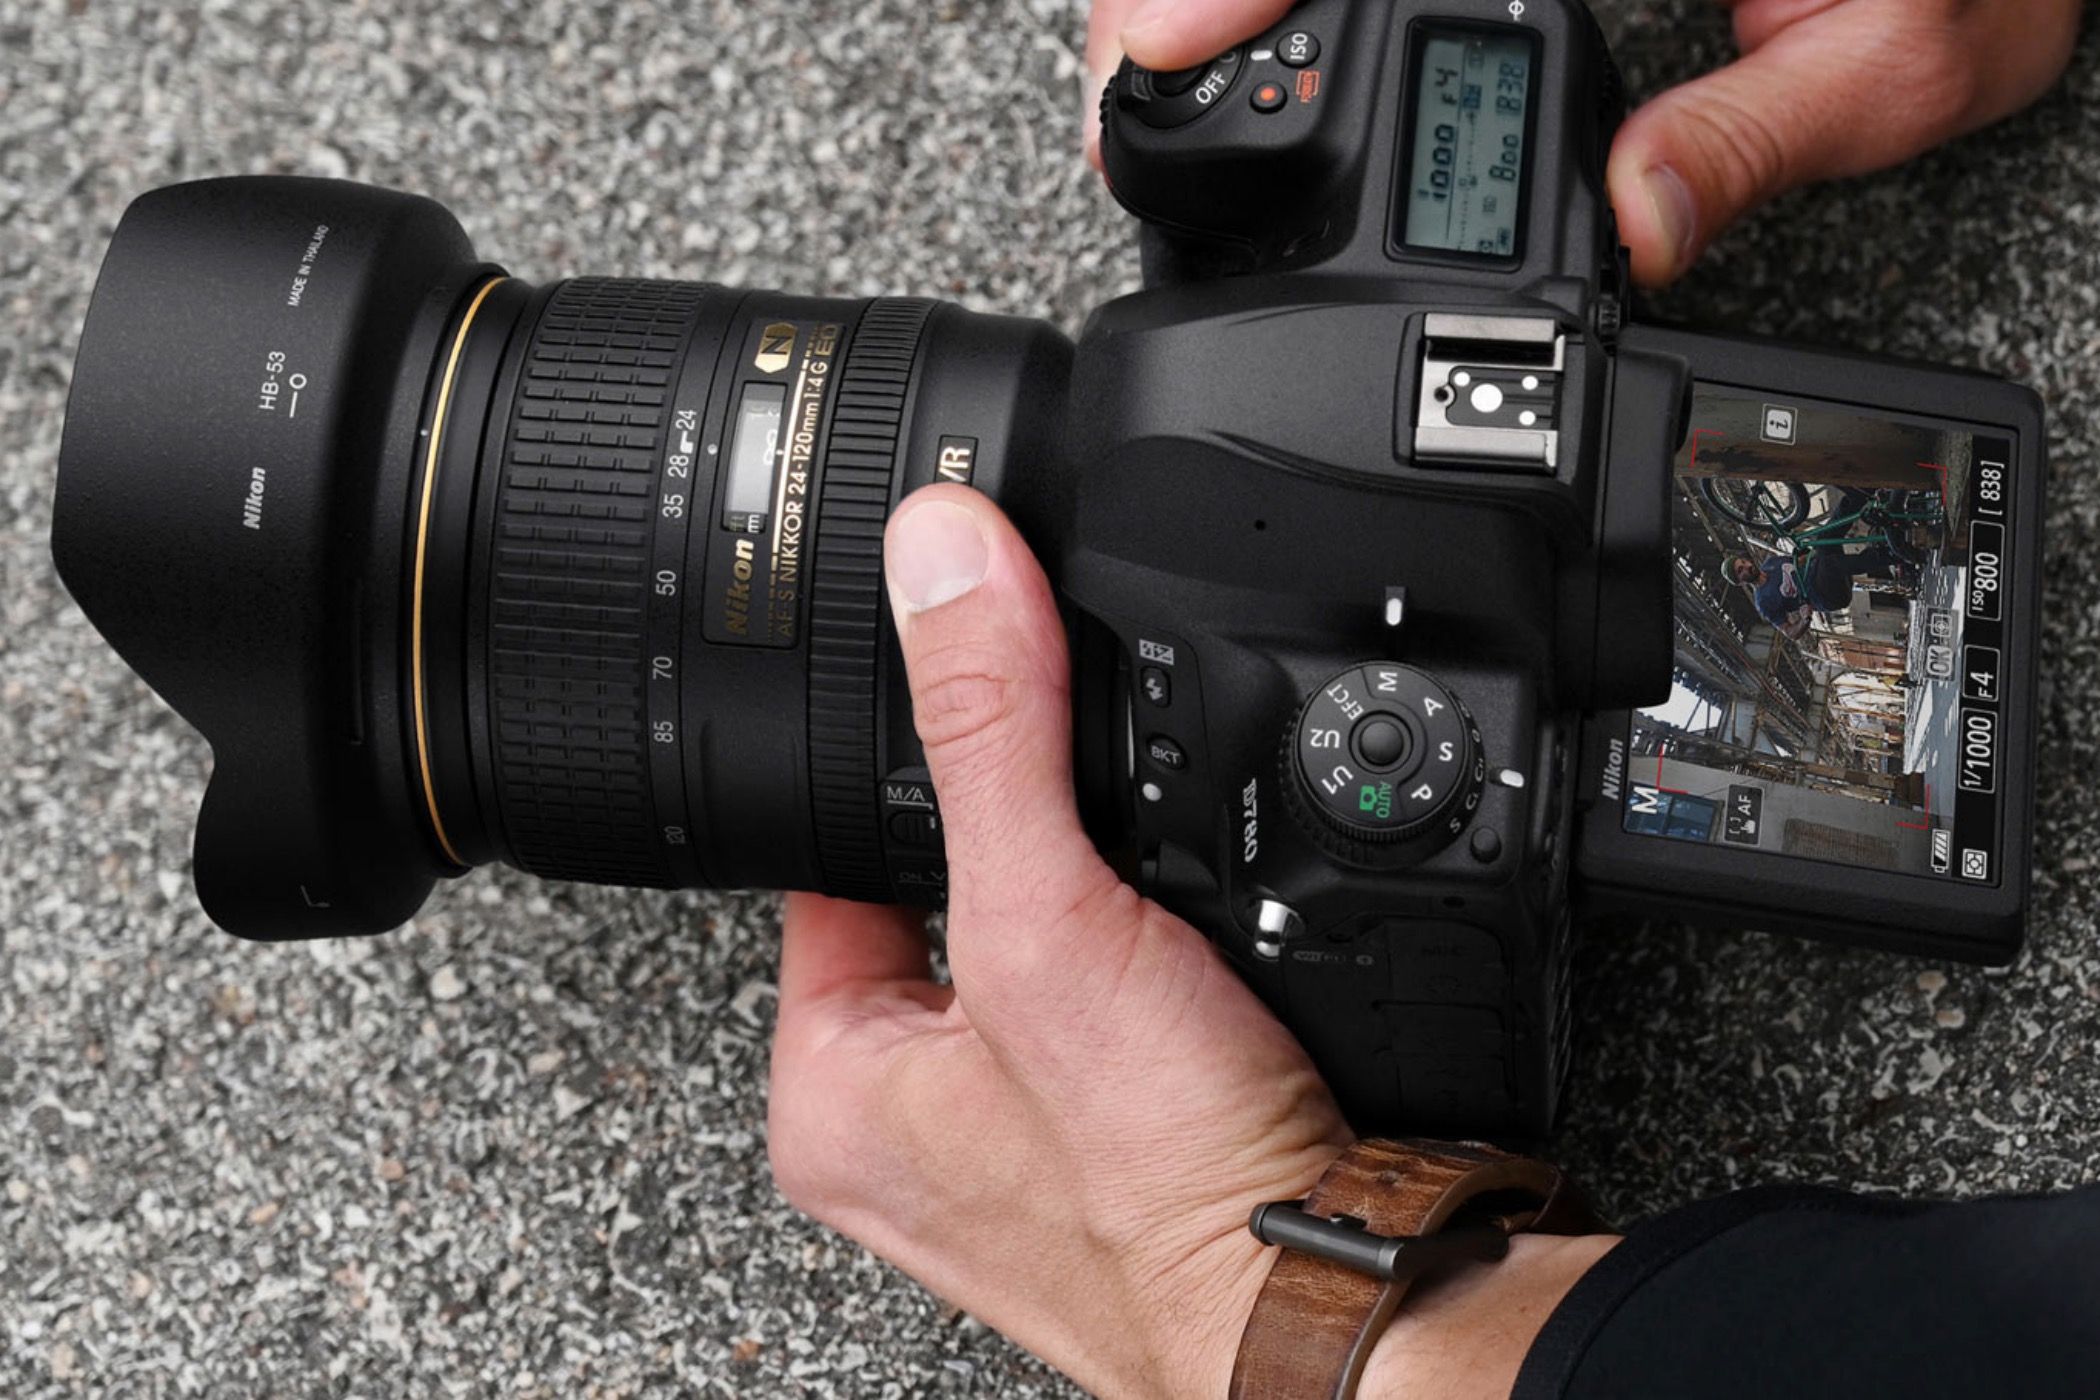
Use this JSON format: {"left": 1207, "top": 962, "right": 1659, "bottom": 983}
{"left": 53, "top": 177, "right": 495, "bottom": 938}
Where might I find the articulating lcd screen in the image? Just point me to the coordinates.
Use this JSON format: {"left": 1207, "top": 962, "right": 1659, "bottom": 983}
{"left": 1624, "top": 385, "right": 2016, "bottom": 885}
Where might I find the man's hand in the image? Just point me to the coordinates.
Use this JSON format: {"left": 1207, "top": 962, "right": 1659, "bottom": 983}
{"left": 1609, "top": 0, "right": 2079, "bottom": 286}
{"left": 767, "top": 487, "right": 1613, "bottom": 1398}
{"left": 767, "top": 485, "right": 1350, "bottom": 1399}
{"left": 1086, "top": 0, "right": 2081, "bottom": 286}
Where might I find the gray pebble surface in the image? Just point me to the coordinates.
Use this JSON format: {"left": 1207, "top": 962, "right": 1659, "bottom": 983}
{"left": 1, "top": 1, "right": 2096, "bottom": 1395}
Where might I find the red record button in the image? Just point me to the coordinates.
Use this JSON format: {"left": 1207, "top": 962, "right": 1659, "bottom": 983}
{"left": 1251, "top": 81, "right": 1288, "bottom": 114}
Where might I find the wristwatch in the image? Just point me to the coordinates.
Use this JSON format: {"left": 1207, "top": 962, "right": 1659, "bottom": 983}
{"left": 1229, "top": 1139, "right": 1599, "bottom": 1400}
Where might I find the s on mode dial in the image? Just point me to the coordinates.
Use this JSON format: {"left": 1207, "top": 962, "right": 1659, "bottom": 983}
{"left": 1290, "top": 664, "right": 1485, "bottom": 852}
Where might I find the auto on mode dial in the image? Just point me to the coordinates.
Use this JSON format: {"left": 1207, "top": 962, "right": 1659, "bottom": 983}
{"left": 1292, "top": 663, "right": 1483, "bottom": 847}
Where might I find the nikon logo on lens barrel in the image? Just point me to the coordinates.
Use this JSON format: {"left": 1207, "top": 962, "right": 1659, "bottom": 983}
{"left": 754, "top": 321, "right": 796, "bottom": 373}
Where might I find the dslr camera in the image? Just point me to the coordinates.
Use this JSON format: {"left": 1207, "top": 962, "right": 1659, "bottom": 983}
{"left": 54, "top": 0, "right": 2045, "bottom": 1138}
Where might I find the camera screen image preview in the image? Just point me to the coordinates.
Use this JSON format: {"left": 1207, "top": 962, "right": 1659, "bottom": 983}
{"left": 1623, "top": 387, "right": 2015, "bottom": 885}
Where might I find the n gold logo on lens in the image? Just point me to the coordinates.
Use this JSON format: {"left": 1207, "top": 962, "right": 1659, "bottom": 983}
{"left": 754, "top": 322, "right": 796, "bottom": 374}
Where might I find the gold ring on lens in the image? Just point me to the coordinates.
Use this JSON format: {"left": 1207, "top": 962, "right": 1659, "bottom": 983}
{"left": 410, "top": 276, "right": 506, "bottom": 868}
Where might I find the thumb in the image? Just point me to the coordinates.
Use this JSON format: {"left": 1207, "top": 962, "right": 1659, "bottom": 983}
{"left": 883, "top": 486, "right": 1121, "bottom": 955}
{"left": 1086, "top": 0, "right": 1297, "bottom": 170}
{"left": 1118, "top": 0, "right": 1297, "bottom": 71}
{"left": 1609, "top": 8, "right": 2003, "bottom": 287}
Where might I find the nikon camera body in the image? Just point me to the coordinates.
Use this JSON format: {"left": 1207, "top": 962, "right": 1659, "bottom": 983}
{"left": 53, "top": 0, "right": 2046, "bottom": 1139}
{"left": 1080, "top": 0, "right": 2043, "bottom": 1135}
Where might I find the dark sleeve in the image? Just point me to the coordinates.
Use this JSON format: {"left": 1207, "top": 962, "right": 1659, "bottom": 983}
{"left": 1514, "top": 1184, "right": 2100, "bottom": 1400}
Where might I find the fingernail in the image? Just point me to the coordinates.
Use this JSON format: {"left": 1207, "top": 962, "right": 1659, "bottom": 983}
{"left": 1640, "top": 164, "right": 1698, "bottom": 276}
{"left": 887, "top": 499, "right": 989, "bottom": 614}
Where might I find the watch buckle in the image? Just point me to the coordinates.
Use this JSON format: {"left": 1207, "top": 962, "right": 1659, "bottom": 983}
{"left": 1248, "top": 1200, "right": 1509, "bottom": 1283}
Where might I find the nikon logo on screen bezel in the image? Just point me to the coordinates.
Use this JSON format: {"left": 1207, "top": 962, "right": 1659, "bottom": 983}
{"left": 754, "top": 322, "right": 796, "bottom": 374}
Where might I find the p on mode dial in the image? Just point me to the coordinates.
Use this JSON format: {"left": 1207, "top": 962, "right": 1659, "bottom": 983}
{"left": 1291, "top": 664, "right": 1485, "bottom": 853}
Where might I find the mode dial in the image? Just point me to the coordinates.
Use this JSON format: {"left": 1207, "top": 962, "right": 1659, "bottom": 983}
{"left": 1289, "top": 664, "right": 1485, "bottom": 850}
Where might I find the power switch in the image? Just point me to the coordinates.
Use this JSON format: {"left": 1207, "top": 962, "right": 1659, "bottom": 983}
{"left": 1117, "top": 49, "right": 1247, "bottom": 129}
{"left": 1150, "top": 64, "right": 1208, "bottom": 98}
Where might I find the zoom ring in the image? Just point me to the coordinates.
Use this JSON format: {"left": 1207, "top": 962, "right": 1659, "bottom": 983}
{"left": 806, "top": 299, "right": 939, "bottom": 901}
{"left": 488, "top": 278, "right": 705, "bottom": 886}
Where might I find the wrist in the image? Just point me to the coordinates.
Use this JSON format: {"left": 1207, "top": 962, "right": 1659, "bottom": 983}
{"left": 1162, "top": 1142, "right": 1355, "bottom": 1400}
{"left": 1355, "top": 1232, "right": 1621, "bottom": 1400}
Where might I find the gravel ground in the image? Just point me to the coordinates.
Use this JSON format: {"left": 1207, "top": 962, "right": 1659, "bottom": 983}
{"left": 3, "top": 2, "right": 2097, "bottom": 1396}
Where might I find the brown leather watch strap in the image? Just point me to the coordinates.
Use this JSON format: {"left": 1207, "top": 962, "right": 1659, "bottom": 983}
{"left": 1228, "top": 1138, "right": 1598, "bottom": 1400}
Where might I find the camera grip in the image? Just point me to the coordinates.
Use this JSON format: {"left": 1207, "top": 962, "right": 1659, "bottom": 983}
{"left": 1261, "top": 906, "right": 1570, "bottom": 1143}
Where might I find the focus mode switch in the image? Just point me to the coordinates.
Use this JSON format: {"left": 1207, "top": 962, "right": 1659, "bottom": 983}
{"left": 888, "top": 810, "right": 941, "bottom": 847}
{"left": 880, "top": 768, "right": 948, "bottom": 905}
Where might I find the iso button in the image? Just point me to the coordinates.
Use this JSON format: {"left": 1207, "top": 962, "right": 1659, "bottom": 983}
{"left": 1277, "top": 30, "right": 1320, "bottom": 68}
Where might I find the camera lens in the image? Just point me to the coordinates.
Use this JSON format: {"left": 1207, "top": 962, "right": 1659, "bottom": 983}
{"left": 53, "top": 177, "right": 1085, "bottom": 938}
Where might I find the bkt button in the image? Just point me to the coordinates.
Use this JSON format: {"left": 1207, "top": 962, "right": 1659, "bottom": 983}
{"left": 1146, "top": 735, "right": 1189, "bottom": 772}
